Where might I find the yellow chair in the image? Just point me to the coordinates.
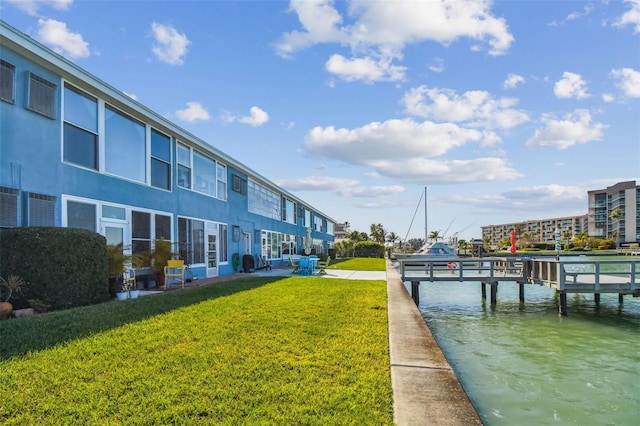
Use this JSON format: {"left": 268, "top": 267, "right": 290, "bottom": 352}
{"left": 164, "top": 259, "right": 185, "bottom": 290}
{"left": 123, "top": 266, "right": 137, "bottom": 292}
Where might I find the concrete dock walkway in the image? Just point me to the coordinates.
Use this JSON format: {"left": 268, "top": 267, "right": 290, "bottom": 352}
{"left": 385, "top": 261, "right": 482, "bottom": 425}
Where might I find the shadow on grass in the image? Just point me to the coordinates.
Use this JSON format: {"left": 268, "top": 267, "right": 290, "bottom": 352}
{"left": 0, "top": 276, "right": 284, "bottom": 360}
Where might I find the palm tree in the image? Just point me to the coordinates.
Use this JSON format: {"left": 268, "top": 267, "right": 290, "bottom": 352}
{"left": 428, "top": 230, "right": 442, "bottom": 242}
{"left": 386, "top": 232, "right": 400, "bottom": 248}
{"left": 370, "top": 223, "right": 387, "bottom": 244}
{"left": 610, "top": 208, "right": 621, "bottom": 248}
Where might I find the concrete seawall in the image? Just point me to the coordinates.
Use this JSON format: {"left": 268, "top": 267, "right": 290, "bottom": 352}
{"left": 386, "top": 261, "right": 483, "bottom": 425}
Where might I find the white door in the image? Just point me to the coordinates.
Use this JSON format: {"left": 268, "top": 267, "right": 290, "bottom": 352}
{"left": 243, "top": 232, "right": 251, "bottom": 255}
{"left": 103, "top": 223, "right": 128, "bottom": 251}
{"left": 205, "top": 228, "right": 218, "bottom": 278}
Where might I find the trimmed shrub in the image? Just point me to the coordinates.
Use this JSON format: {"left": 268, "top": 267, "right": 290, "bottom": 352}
{"left": 0, "top": 227, "right": 110, "bottom": 311}
{"left": 354, "top": 241, "right": 385, "bottom": 258}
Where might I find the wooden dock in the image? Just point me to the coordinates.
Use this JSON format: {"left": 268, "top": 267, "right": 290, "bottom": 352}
{"left": 399, "top": 257, "right": 640, "bottom": 316}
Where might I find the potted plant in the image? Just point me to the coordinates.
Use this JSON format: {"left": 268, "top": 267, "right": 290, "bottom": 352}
{"left": 148, "top": 239, "right": 173, "bottom": 289}
{"left": 0, "top": 275, "right": 27, "bottom": 320}
{"left": 107, "top": 244, "right": 130, "bottom": 298}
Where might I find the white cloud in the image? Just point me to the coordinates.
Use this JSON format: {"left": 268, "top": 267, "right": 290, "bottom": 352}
{"left": 428, "top": 57, "right": 445, "bottom": 73}
{"left": 602, "top": 93, "right": 615, "bottom": 103}
{"left": 36, "top": 19, "right": 90, "bottom": 59}
{"left": 151, "top": 22, "right": 190, "bottom": 66}
{"left": 503, "top": 73, "right": 525, "bottom": 89}
{"left": 525, "top": 110, "right": 606, "bottom": 150}
{"left": 276, "top": 0, "right": 514, "bottom": 83}
{"left": 567, "top": 4, "right": 594, "bottom": 21}
{"left": 276, "top": 176, "right": 404, "bottom": 198}
{"left": 222, "top": 106, "right": 269, "bottom": 127}
{"left": 610, "top": 67, "right": 640, "bottom": 98}
{"left": 554, "top": 72, "right": 590, "bottom": 99}
{"left": 613, "top": 0, "right": 640, "bottom": 33}
{"left": 6, "top": 0, "right": 73, "bottom": 16}
{"left": 402, "top": 86, "right": 529, "bottom": 130}
{"left": 123, "top": 91, "right": 138, "bottom": 101}
{"left": 305, "top": 118, "right": 483, "bottom": 164}
{"left": 325, "top": 54, "right": 407, "bottom": 83}
{"left": 175, "top": 102, "right": 210, "bottom": 122}
{"left": 302, "top": 118, "right": 523, "bottom": 184}
{"left": 372, "top": 157, "right": 523, "bottom": 184}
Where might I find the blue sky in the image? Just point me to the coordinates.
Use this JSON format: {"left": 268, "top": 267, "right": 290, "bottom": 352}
{"left": 2, "top": 0, "right": 639, "bottom": 242}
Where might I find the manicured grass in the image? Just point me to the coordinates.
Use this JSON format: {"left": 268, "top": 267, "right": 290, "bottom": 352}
{"left": 329, "top": 257, "right": 386, "bottom": 271}
{"left": 0, "top": 276, "right": 393, "bottom": 425}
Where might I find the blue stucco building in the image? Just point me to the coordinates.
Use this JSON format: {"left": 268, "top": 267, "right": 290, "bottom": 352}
{"left": 0, "top": 20, "right": 335, "bottom": 282}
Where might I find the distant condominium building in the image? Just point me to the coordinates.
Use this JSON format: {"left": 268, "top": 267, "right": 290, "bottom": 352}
{"left": 481, "top": 215, "right": 588, "bottom": 247}
{"left": 481, "top": 180, "right": 639, "bottom": 247}
{"left": 588, "top": 180, "right": 639, "bottom": 245}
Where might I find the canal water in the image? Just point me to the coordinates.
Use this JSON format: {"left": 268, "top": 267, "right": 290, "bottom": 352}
{"left": 405, "top": 256, "right": 640, "bottom": 425}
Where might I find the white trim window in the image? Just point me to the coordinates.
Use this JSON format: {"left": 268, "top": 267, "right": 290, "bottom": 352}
{"left": 282, "top": 197, "right": 296, "bottom": 224}
{"left": 63, "top": 84, "right": 98, "bottom": 170}
{"left": 261, "top": 230, "right": 282, "bottom": 261}
{"left": 178, "top": 145, "right": 227, "bottom": 200}
{"left": 105, "top": 105, "right": 146, "bottom": 183}
{"left": 177, "top": 142, "right": 191, "bottom": 189}
{"left": 62, "top": 195, "right": 172, "bottom": 259}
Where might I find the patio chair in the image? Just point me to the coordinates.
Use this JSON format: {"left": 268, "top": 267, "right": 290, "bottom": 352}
{"left": 288, "top": 256, "right": 299, "bottom": 274}
{"left": 316, "top": 258, "right": 331, "bottom": 275}
{"left": 164, "top": 259, "right": 185, "bottom": 290}
{"left": 123, "top": 266, "right": 137, "bottom": 291}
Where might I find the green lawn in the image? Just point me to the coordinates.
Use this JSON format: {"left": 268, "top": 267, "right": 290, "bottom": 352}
{"left": 328, "top": 257, "right": 386, "bottom": 271}
{"left": 0, "top": 276, "right": 393, "bottom": 425}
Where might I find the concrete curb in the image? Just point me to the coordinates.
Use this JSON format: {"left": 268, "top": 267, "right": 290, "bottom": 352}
{"left": 386, "top": 261, "right": 483, "bottom": 425}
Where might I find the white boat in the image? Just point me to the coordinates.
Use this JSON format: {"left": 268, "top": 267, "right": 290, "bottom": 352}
{"left": 392, "top": 186, "right": 459, "bottom": 262}
{"left": 393, "top": 241, "right": 459, "bottom": 261}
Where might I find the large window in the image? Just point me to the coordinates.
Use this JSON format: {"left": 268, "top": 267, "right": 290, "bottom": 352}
{"left": 131, "top": 210, "right": 171, "bottom": 256}
{"left": 178, "top": 217, "right": 205, "bottom": 265}
{"left": 248, "top": 180, "right": 280, "bottom": 220}
{"left": 193, "top": 151, "right": 216, "bottom": 197}
{"left": 151, "top": 129, "right": 171, "bottom": 190}
{"left": 282, "top": 234, "right": 297, "bottom": 256}
{"left": 105, "top": 106, "right": 145, "bottom": 182}
{"left": 64, "top": 85, "right": 98, "bottom": 169}
{"left": 261, "top": 230, "right": 282, "bottom": 261}
{"left": 0, "top": 60, "right": 15, "bottom": 103}
{"left": 314, "top": 215, "right": 323, "bottom": 232}
{"left": 27, "top": 72, "right": 56, "bottom": 118}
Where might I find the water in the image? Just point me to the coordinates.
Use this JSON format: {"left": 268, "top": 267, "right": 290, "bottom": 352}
{"left": 405, "top": 256, "right": 640, "bottom": 425}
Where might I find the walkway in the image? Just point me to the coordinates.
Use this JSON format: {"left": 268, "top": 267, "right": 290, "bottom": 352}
{"left": 143, "top": 263, "right": 482, "bottom": 425}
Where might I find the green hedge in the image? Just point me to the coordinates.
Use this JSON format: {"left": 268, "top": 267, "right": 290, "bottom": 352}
{"left": 354, "top": 241, "right": 385, "bottom": 258}
{"left": 0, "top": 227, "right": 110, "bottom": 311}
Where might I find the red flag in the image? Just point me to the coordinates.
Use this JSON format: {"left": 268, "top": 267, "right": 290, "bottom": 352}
{"left": 509, "top": 230, "right": 516, "bottom": 254}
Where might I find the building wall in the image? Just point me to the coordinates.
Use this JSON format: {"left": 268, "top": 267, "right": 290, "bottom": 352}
{"left": 0, "top": 21, "right": 334, "bottom": 280}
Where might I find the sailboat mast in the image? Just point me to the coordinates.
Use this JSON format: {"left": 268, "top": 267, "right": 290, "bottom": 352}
{"left": 424, "top": 186, "right": 428, "bottom": 243}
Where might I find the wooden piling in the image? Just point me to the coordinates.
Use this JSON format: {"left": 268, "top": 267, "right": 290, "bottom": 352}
{"left": 559, "top": 292, "right": 567, "bottom": 316}
{"left": 411, "top": 281, "right": 420, "bottom": 306}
